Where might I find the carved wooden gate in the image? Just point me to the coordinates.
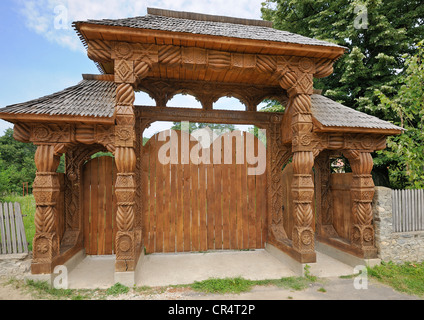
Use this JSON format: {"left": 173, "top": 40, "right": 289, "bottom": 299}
{"left": 141, "top": 129, "right": 267, "bottom": 253}
{"left": 82, "top": 156, "right": 117, "bottom": 256}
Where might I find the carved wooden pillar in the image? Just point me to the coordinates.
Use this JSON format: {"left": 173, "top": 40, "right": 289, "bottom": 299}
{"left": 278, "top": 58, "right": 317, "bottom": 262}
{"left": 32, "top": 144, "right": 61, "bottom": 273}
{"left": 344, "top": 150, "right": 378, "bottom": 258}
{"left": 114, "top": 83, "right": 139, "bottom": 272}
{"left": 112, "top": 42, "right": 157, "bottom": 272}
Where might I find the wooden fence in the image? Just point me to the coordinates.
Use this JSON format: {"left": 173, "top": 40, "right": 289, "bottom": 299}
{"left": 392, "top": 189, "right": 424, "bottom": 233}
{"left": 0, "top": 202, "right": 28, "bottom": 255}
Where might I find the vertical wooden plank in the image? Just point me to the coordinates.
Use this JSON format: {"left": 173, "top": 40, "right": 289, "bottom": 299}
{"left": 421, "top": 189, "right": 424, "bottom": 231}
{"left": 168, "top": 135, "right": 178, "bottom": 253}
{"left": 407, "top": 190, "right": 412, "bottom": 232}
{"left": 183, "top": 131, "right": 192, "bottom": 252}
{"left": 8, "top": 203, "right": 17, "bottom": 254}
{"left": 104, "top": 157, "right": 113, "bottom": 255}
{"left": 198, "top": 152, "right": 207, "bottom": 252}
{"left": 413, "top": 189, "right": 417, "bottom": 232}
{"left": 236, "top": 132, "right": 243, "bottom": 249}
{"left": 163, "top": 141, "right": 171, "bottom": 253}
{"left": 83, "top": 159, "right": 91, "bottom": 254}
{"left": 97, "top": 157, "right": 106, "bottom": 255}
{"left": 213, "top": 137, "right": 223, "bottom": 251}
{"left": 148, "top": 137, "right": 157, "bottom": 253}
{"left": 257, "top": 136, "right": 267, "bottom": 248}
{"left": 401, "top": 190, "right": 406, "bottom": 232}
{"left": 206, "top": 145, "right": 215, "bottom": 251}
{"left": 169, "top": 157, "right": 177, "bottom": 253}
{"left": 229, "top": 135, "right": 237, "bottom": 250}
{"left": 4, "top": 203, "right": 11, "bottom": 254}
{"left": 241, "top": 132, "right": 249, "bottom": 249}
{"left": 176, "top": 131, "right": 185, "bottom": 252}
{"left": 392, "top": 190, "right": 397, "bottom": 232}
{"left": 0, "top": 204, "right": 6, "bottom": 254}
{"left": 90, "top": 157, "right": 99, "bottom": 255}
{"left": 221, "top": 135, "right": 230, "bottom": 250}
{"left": 13, "top": 203, "right": 23, "bottom": 253}
{"left": 396, "top": 189, "right": 400, "bottom": 233}
{"left": 258, "top": 158, "right": 267, "bottom": 248}
{"left": 18, "top": 202, "right": 28, "bottom": 253}
{"left": 156, "top": 134, "right": 165, "bottom": 253}
{"left": 247, "top": 134, "right": 257, "bottom": 249}
{"left": 420, "top": 190, "right": 424, "bottom": 231}
{"left": 191, "top": 139, "right": 200, "bottom": 252}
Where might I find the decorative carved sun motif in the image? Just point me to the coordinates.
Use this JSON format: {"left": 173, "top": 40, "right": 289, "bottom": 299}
{"left": 301, "top": 230, "right": 313, "bottom": 246}
{"left": 115, "top": 42, "right": 134, "bottom": 60}
{"left": 298, "top": 57, "right": 314, "bottom": 73}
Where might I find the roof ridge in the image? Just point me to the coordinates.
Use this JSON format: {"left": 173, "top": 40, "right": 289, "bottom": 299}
{"left": 146, "top": 7, "right": 273, "bottom": 28}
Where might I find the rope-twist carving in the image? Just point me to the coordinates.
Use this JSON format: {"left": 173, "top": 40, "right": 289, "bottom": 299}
{"left": 116, "top": 83, "right": 135, "bottom": 106}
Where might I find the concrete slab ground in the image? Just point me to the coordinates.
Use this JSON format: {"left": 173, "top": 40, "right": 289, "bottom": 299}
{"left": 66, "top": 248, "right": 358, "bottom": 290}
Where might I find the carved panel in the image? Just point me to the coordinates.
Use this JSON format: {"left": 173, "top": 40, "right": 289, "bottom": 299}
{"left": 267, "top": 115, "right": 292, "bottom": 241}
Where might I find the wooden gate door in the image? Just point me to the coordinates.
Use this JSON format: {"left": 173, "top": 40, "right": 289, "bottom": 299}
{"left": 82, "top": 156, "right": 117, "bottom": 256}
{"left": 142, "top": 130, "right": 267, "bottom": 253}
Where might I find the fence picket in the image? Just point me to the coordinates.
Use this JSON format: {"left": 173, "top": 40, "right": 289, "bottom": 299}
{"left": 0, "top": 202, "right": 28, "bottom": 255}
{"left": 392, "top": 189, "right": 424, "bottom": 233}
{"left": 0, "top": 205, "right": 5, "bottom": 254}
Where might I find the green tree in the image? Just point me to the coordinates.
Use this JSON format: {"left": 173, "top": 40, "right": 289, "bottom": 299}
{"left": 375, "top": 42, "right": 424, "bottom": 189}
{"left": 171, "top": 122, "right": 236, "bottom": 134}
{"left": 0, "top": 128, "right": 37, "bottom": 194}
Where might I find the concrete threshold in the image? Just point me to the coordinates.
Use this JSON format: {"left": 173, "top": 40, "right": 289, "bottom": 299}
{"left": 62, "top": 246, "right": 358, "bottom": 290}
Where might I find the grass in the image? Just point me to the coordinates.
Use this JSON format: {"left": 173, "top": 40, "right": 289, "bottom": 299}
{"left": 5, "top": 279, "right": 134, "bottom": 300}
{"left": 367, "top": 261, "right": 424, "bottom": 298}
{"left": 190, "top": 275, "right": 316, "bottom": 295}
{"left": 3, "top": 274, "right": 318, "bottom": 300}
{"left": 1, "top": 194, "right": 36, "bottom": 251}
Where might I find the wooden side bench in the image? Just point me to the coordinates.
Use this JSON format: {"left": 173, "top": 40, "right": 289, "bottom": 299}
{"left": 0, "top": 202, "right": 28, "bottom": 258}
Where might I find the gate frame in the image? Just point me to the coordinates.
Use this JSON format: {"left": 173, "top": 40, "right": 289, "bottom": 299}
{"left": 0, "top": 9, "right": 403, "bottom": 278}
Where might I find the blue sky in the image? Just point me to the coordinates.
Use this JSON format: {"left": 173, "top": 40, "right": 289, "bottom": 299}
{"left": 0, "top": 0, "right": 266, "bottom": 137}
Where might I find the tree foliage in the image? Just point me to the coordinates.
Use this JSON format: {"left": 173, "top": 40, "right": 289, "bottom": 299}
{"left": 375, "top": 42, "right": 424, "bottom": 189}
{"left": 171, "top": 122, "right": 236, "bottom": 134}
{"left": 0, "top": 128, "right": 37, "bottom": 195}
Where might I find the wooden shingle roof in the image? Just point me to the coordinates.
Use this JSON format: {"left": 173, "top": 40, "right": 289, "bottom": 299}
{"left": 310, "top": 94, "right": 403, "bottom": 133}
{"left": 0, "top": 77, "right": 116, "bottom": 118}
{"left": 73, "top": 8, "right": 345, "bottom": 50}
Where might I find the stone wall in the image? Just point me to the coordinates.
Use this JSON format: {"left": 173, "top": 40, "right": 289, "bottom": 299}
{"left": 373, "top": 186, "right": 424, "bottom": 263}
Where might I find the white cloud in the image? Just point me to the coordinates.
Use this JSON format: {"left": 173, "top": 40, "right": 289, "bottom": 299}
{"left": 17, "top": 0, "right": 265, "bottom": 51}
